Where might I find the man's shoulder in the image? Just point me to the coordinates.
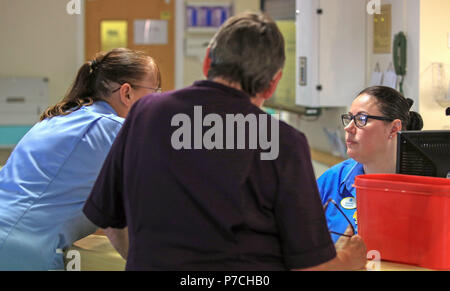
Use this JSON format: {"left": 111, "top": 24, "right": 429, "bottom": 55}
{"left": 277, "top": 119, "right": 308, "bottom": 148}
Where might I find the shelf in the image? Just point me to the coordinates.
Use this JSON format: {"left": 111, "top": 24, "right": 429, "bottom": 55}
{"left": 186, "top": 2, "right": 232, "bottom": 8}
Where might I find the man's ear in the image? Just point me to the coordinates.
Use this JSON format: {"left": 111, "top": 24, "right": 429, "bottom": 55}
{"left": 203, "top": 47, "right": 212, "bottom": 78}
{"left": 260, "top": 70, "right": 283, "bottom": 100}
{"left": 119, "top": 83, "right": 132, "bottom": 106}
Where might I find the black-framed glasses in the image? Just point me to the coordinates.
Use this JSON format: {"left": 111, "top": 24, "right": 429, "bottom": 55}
{"left": 323, "top": 198, "right": 356, "bottom": 238}
{"left": 341, "top": 113, "right": 394, "bottom": 128}
{"left": 112, "top": 84, "right": 162, "bottom": 93}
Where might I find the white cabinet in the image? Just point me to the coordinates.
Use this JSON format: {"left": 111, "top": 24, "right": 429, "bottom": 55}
{"left": 296, "top": 0, "right": 366, "bottom": 107}
{"left": 0, "top": 77, "right": 49, "bottom": 125}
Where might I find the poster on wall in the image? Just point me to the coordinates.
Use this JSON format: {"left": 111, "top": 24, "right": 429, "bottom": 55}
{"left": 134, "top": 19, "right": 168, "bottom": 45}
{"left": 100, "top": 20, "right": 128, "bottom": 52}
{"left": 373, "top": 4, "right": 392, "bottom": 54}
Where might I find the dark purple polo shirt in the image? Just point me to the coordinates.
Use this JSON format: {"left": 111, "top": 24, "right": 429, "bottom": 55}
{"left": 83, "top": 80, "right": 336, "bottom": 270}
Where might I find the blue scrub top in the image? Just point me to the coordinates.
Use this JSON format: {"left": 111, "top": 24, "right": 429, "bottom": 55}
{"left": 0, "top": 101, "right": 124, "bottom": 270}
{"left": 316, "top": 159, "right": 364, "bottom": 243}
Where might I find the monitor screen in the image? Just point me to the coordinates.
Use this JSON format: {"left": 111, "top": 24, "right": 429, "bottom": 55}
{"left": 396, "top": 131, "right": 450, "bottom": 178}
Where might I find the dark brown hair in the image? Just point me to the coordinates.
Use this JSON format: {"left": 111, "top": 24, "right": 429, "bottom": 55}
{"left": 358, "top": 86, "right": 424, "bottom": 130}
{"left": 40, "top": 48, "right": 160, "bottom": 121}
{"left": 207, "top": 12, "right": 285, "bottom": 96}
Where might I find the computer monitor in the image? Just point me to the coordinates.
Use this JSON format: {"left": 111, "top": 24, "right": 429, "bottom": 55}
{"left": 396, "top": 130, "right": 450, "bottom": 178}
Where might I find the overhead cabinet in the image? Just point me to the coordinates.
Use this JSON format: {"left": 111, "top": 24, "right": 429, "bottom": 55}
{"left": 296, "top": 0, "right": 366, "bottom": 107}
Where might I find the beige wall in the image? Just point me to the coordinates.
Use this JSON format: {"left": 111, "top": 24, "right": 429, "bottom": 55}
{"left": 0, "top": 0, "right": 83, "bottom": 105}
{"left": 419, "top": 0, "right": 450, "bottom": 130}
{"left": 366, "top": 0, "right": 420, "bottom": 112}
{"left": 0, "top": 0, "right": 262, "bottom": 103}
{"left": 292, "top": 0, "right": 450, "bottom": 155}
{"left": 364, "top": 0, "right": 450, "bottom": 130}
{"left": 2, "top": 0, "right": 448, "bottom": 157}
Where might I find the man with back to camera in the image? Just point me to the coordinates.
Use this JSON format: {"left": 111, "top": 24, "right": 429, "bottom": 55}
{"left": 82, "top": 12, "right": 367, "bottom": 271}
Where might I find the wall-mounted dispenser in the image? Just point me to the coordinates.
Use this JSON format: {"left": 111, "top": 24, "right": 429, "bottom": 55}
{"left": 431, "top": 62, "right": 450, "bottom": 108}
{"left": 295, "top": 0, "right": 366, "bottom": 107}
{"left": 0, "top": 77, "right": 49, "bottom": 125}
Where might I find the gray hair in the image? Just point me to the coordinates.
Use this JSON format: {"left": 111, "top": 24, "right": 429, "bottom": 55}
{"left": 207, "top": 12, "right": 286, "bottom": 97}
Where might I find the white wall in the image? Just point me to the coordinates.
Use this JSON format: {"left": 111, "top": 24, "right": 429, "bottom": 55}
{"left": 366, "top": 0, "right": 420, "bottom": 112}
{"left": 362, "top": 0, "right": 450, "bottom": 130}
{"left": 419, "top": 0, "right": 450, "bottom": 130}
{"left": 0, "top": 0, "right": 83, "bottom": 105}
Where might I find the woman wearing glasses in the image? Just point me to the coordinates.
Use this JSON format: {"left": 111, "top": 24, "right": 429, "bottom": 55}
{"left": 0, "top": 48, "right": 161, "bottom": 270}
{"left": 317, "top": 86, "right": 423, "bottom": 243}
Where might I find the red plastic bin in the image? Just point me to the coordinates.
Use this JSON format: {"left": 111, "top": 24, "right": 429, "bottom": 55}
{"left": 354, "top": 174, "right": 450, "bottom": 270}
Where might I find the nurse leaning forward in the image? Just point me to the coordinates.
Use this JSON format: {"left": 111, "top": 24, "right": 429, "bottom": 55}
{"left": 0, "top": 48, "right": 161, "bottom": 270}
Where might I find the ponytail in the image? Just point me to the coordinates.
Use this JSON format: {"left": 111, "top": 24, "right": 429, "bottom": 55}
{"left": 40, "top": 48, "right": 160, "bottom": 121}
{"left": 407, "top": 111, "right": 424, "bottom": 131}
{"left": 40, "top": 62, "right": 97, "bottom": 121}
{"left": 405, "top": 98, "right": 424, "bottom": 130}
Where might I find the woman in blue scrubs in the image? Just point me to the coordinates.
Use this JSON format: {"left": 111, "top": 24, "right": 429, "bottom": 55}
{"left": 0, "top": 48, "right": 161, "bottom": 270}
{"left": 317, "top": 86, "right": 423, "bottom": 243}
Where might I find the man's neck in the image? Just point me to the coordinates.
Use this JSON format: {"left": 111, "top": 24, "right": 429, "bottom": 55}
{"left": 211, "top": 77, "right": 242, "bottom": 91}
{"left": 210, "top": 77, "right": 265, "bottom": 108}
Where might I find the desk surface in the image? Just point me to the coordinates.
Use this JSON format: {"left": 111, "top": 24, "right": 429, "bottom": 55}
{"left": 71, "top": 235, "right": 126, "bottom": 271}
{"left": 71, "top": 235, "right": 430, "bottom": 271}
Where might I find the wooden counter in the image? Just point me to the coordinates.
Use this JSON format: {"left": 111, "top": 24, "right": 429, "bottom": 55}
{"left": 68, "top": 235, "right": 430, "bottom": 271}
{"left": 70, "top": 235, "right": 126, "bottom": 271}
{"left": 310, "top": 148, "right": 345, "bottom": 167}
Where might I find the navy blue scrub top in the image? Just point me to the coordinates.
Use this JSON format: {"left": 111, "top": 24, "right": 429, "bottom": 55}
{"left": 83, "top": 80, "right": 337, "bottom": 271}
{"left": 316, "top": 159, "right": 364, "bottom": 243}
